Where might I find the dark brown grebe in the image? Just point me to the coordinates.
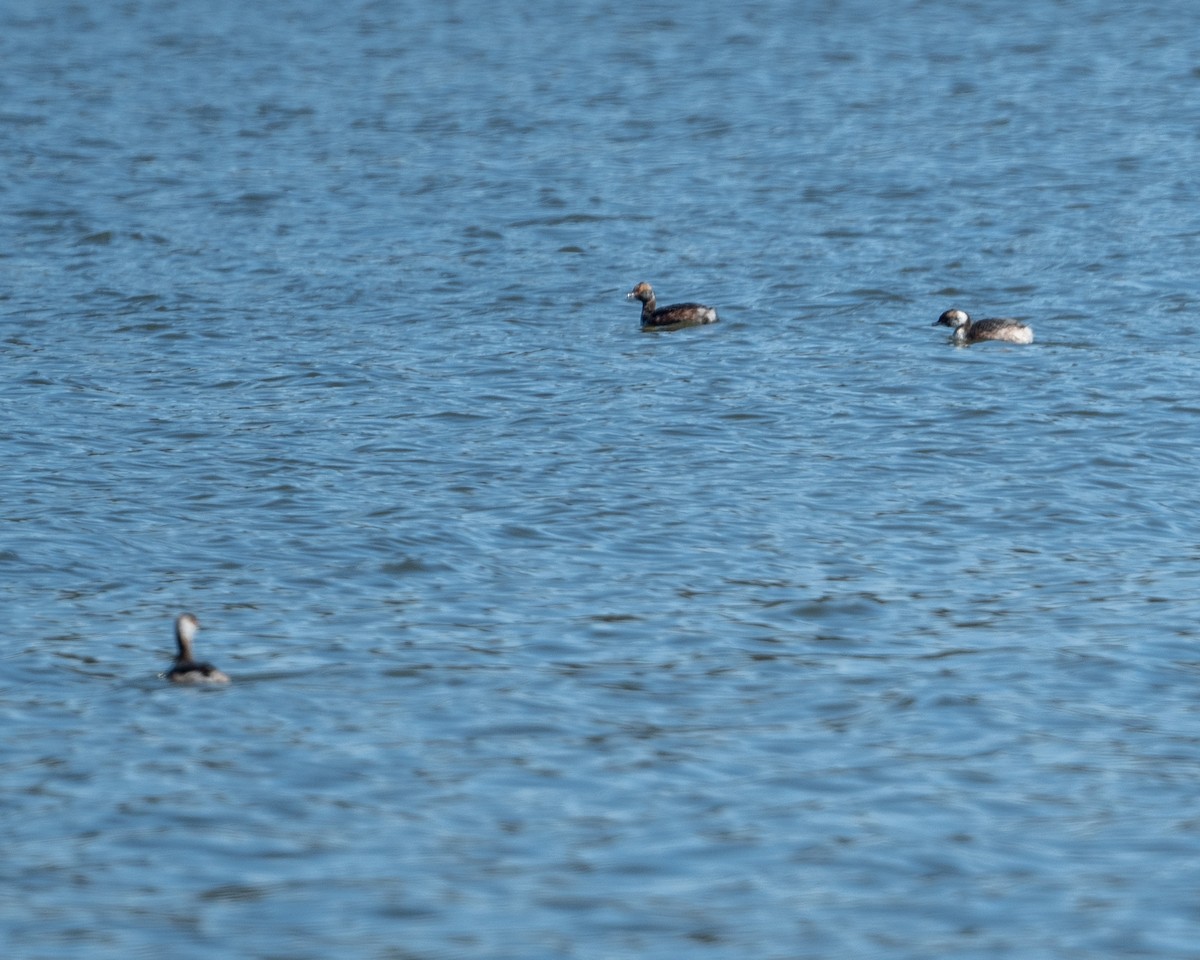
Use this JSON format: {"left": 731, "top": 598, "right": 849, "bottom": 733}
{"left": 934, "top": 308, "right": 1034, "bottom": 345}
{"left": 626, "top": 282, "right": 719, "bottom": 329}
{"left": 166, "top": 613, "right": 230, "bottom": 684}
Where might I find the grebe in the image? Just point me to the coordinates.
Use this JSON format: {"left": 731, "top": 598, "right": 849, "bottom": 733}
{"left": 933, "top": 308, "right": 1034, "bottom": 345}
{"left": 626, "top": 282, "right": 719, "bottom": 329}
{"left": 166, "top": 613, "right": 230, "bottom": 684}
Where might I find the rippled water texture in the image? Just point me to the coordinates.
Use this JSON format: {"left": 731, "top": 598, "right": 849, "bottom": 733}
{"left": 5, "top": 1, "right": 1200, "bottom": 957}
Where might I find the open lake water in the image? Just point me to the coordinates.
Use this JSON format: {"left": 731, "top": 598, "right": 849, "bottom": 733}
{"left": 5, "top": 1, "right": 1200, "bottom": 957}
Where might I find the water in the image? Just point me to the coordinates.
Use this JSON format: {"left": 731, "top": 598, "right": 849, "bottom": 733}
{"left": 5, "top": 0, "right": 1200, "bottom": 956}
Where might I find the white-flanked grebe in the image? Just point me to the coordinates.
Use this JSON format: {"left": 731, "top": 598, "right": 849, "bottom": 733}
{"left": 934, "top": 308, "right": 1034, "bottom": 345}
{"left": 166, "top": 613, "right": 230, "bottom": 684}
{"left": 626, "top": 282, "right": 719, "bottom": 329}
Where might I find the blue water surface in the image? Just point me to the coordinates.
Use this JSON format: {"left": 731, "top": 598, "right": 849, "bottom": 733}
{"left": 4, "top": 1, "right": 1200, "bottom": 957}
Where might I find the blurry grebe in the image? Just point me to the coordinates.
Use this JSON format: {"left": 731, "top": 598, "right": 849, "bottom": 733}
{"left": 166, "top": 613, "right": 230, "bottom": 684}
{"left": 626, "top": 282, "right": 719, "bottom": 329}
{"left": 934, "top": 308, "right": 1034, "bottom": 345}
